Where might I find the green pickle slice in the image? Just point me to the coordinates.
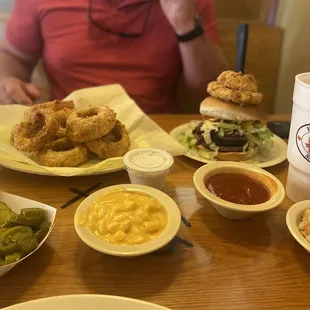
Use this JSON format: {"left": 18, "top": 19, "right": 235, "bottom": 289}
{"left": 35, "top": 222, "right": 51, "bottom": 243}
{"left": 4, "top": 252, "right": 22, "bottom": 264}
{"left": 17, "top": 234, "right": 38, "bottom": 255}
{"left": 0, "top": 201, "right": 15, "bottom": 228}
{"left": 0, "top": 226, "right": 33, "bottom": 245}
{"left": 11, "top": 214, "right": 44, "bottom": 228}
{"left": 0, "top": 228, "right": 7, "bottom": 237}
{"left": 0, "top": 206, "right": 15, "bottom": 228}
{"left": 0, "top": 242, "right": 18, "bottom": 257}
{"left": 20, "top": 208, "right": 46, "bottom": 221}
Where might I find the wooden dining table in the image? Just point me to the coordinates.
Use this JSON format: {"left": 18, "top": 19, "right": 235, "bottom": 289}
{"left": 0, "top": 114, "right": 309, "bottom": 310}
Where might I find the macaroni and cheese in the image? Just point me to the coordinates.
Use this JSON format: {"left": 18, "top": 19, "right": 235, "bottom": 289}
{"left": 79, "top": 190, "right": 168, "bottom": 245}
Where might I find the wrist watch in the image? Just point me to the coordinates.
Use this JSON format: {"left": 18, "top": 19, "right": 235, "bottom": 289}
{"left": 175, "top": 15, "right": 205, "bottom": 43}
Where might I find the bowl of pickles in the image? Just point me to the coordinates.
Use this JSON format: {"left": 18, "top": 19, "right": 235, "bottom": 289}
{"left": 0, "top": 191, "right": 56, "bottom": 278}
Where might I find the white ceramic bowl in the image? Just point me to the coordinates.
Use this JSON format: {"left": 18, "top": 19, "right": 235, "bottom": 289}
{"left": 193, "top": 162, "right": 286, "bottom": 220}
{"left": 286, "top": 200, "right": 310, "bottom": 253}
{"left": 3, "top": 295, "right": 170, "bottom": 310}
{"left": 74, "top": 184, "right": 181, "bottom": 257}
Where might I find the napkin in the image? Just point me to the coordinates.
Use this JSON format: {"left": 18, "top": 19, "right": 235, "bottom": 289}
{"left": 0, "top": 84, "right": 186, "bottom": 176}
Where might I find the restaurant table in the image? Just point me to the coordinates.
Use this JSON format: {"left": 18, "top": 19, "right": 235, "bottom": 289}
{"left": 0, "top": 114, "right": 309, "bottom": 310}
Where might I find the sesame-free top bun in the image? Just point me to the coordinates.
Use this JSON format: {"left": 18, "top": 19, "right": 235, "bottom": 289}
{"left": 200, "top": 96, "right": 262, "bottom": 121}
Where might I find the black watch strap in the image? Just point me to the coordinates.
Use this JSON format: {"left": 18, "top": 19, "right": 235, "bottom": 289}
{"left": 175, "top": 15, "right": 205, "bottom": 43}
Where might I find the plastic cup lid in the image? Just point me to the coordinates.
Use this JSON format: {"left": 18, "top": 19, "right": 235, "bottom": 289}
{"left": 123, "top": 148, "right": 174, "bottom": 173}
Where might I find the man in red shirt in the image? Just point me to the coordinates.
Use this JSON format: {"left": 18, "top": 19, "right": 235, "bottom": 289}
{"left": 0, "top": 0, "right": 227, "bottom": 113}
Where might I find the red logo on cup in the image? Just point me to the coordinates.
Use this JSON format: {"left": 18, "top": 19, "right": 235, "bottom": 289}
{"left": 296, "top": 124, "right": 310, "bottom": 162}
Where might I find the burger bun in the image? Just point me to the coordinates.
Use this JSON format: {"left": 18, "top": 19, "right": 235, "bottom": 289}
{"left": 200, "top": 96, "right": 263, "bottom": 121}
{"left": 216, "top": 146, "right": 259, "bottom": 161}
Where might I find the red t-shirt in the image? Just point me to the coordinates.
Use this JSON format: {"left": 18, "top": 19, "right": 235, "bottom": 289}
{"left": 5, "top": 0, "right": 220, "bottom": 113}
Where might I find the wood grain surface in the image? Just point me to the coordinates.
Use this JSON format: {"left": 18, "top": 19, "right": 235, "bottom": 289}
{"left": 0, "top": 114, "right": 309, "bottom": 310}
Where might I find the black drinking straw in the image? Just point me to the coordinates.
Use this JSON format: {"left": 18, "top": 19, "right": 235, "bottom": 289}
{"left": 236, "top": 23, "right": 249, "bottom": 73}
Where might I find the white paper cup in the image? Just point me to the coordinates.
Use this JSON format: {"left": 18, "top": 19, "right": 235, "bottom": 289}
{"left": 123, "top": 148, "right": 174, "bottom": 190}
{"left": 0, "top": 192, "right": 56, "bottom": 278}
{"left": 287, "top": 73, "right": 310, "bottom": 202}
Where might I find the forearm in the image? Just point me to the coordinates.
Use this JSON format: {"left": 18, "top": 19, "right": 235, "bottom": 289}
{"left": 159, "top": 0, "right": 229, "bottom": 94}
{"left": 0, "top": 44, "right": 35, "bottom": 81}
{"left": 179, "top": 35, "right": 228, "bottom": 93}
{"left": 0, "top": 53, "right": 32, "bottom": 81}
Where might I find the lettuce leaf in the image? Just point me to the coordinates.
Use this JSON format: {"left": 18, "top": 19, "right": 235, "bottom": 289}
{"left": 178, "top": 130, "right": 197, "bottom": 149}
{"left": 178, "top": 120, "right": 274, "bottom": 161}
{"left": 178, "top": 128, "right": 219, "bottom": 160}
{"left": 198, "top": 149, "right": 218, "bottom": 160}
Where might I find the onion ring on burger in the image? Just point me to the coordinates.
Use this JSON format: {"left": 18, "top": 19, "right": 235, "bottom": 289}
{"left": 39, "top": 138, "right": 88, "bottom": 167}
{"left": 12, "top": 110, "right": 59, "bottom": 153}
{"left": 86, "top": 120, "right": 130, "bottom": 160}
{"left": 216, "top": 71, "right": 258, "bottom": 92}
{"left": 207, "top": 81, "right": 263, "bottom": 106}
{"left": 67, "top": 106, "right": 116, "bottom": 143}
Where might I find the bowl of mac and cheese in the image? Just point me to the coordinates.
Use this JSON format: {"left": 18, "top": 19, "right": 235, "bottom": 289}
{"left": 74, "top": 184, "right": 181, "bottom": 257}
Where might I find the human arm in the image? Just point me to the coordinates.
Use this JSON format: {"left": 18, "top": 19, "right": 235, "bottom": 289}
{"left": 0, "top": 42, "right": 40, "bottom": 105}
{"left": 160, "top": 0, "right": 228, "bottom": 94}
{"left": 0, "top": 0, "right": 42, "bottom": 105}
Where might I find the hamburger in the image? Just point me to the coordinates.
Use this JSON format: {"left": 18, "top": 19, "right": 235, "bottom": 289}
{"left": 179, "top": 71, "right": 273, "bottom": 161}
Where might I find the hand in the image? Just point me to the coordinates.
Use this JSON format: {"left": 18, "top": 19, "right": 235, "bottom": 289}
{"left": 160, "top": 0, "right": 196, "bottom": 34}
{"left": 0, "top": 77, "right": 41, "bottom": 106}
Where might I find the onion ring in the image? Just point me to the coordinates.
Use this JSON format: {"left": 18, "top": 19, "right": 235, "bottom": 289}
{"left": 12, "top": 110, "right": 59, "bottom": 152}
{"left": 216, "top": 71, "right": 258, "bottom": 92}
{"left": 26, "top": 100, "right": 75, "bottom": 115}
{"left": 39, "top": 138, "right": 88, "bottom": 167}
{"left": 207, "top": 81, "right": 263, "bottom": 105}
{"left": 86, "top": 120, "right": 129, "bottom": 159}
{"left": 54, "top": 108, "right": 74, "bottom": 138}
{"left": 56, "top": 108, "right": 72, "bottom": 127}
{"left": 67, "top": 106, "right": 116, "bottom": 143}
{"left": 25, "top": 100, "right": 74, "bottom": 138}
{"left": 44, "top": 136, "right": 69, "bottom": 150}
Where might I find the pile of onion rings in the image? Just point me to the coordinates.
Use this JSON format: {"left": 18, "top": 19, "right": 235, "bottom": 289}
{"left": 11, "top": 100, "right": 130, "bottom": 167}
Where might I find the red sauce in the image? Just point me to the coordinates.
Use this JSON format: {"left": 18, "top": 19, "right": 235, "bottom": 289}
{"left": 205, "top": 173, "right": 270, "bottom": 205}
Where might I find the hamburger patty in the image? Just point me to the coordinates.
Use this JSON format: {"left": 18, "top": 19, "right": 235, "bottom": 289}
{"left": 193, "top": 123, "right": 248, "bottom": 153}
{"left": 210, "top": 130, "right": 247, "bottom": 147}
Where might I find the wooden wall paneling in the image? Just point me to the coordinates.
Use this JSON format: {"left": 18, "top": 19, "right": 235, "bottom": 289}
{"left": 214, "top": 0, "right": 273, "bottom": 24}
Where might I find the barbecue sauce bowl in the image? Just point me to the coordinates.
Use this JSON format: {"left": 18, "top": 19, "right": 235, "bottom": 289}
{"left": 193, "top": 162, "right": 285, "bottom": 220}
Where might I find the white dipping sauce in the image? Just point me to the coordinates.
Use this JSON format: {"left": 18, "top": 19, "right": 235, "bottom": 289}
{"left": 123, "top": 148, "right": 174, "bottom": 190}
